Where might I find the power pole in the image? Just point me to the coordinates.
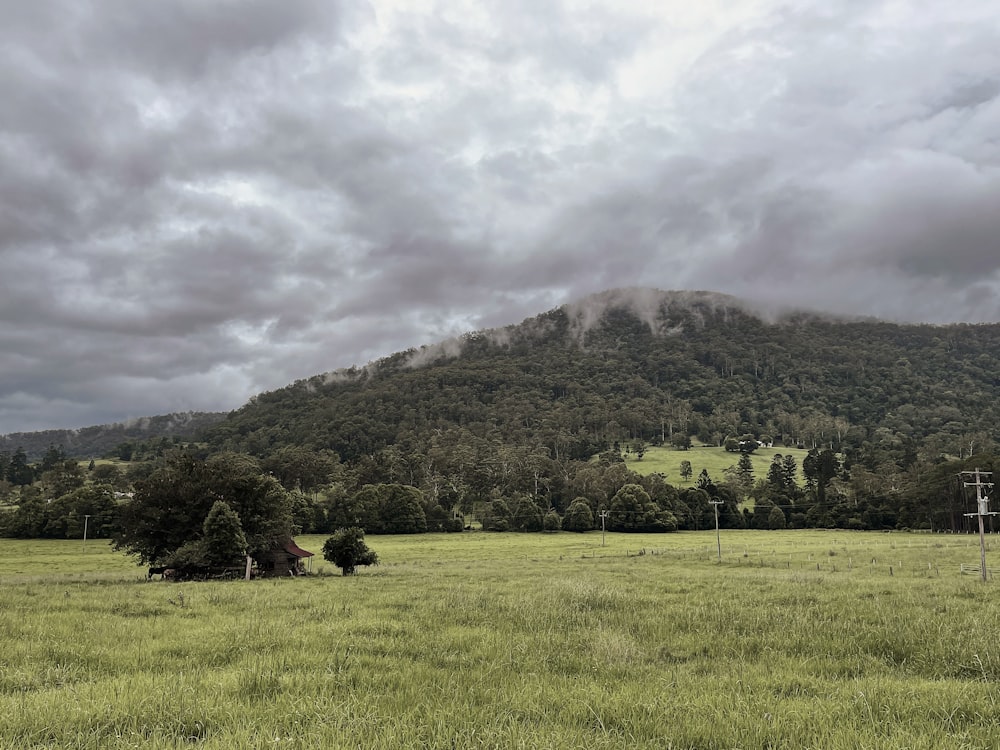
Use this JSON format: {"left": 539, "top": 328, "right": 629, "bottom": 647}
{"left": 962, "top": 469, "right": 995, "bottom": 582}
{"left": 82, "top": 514, "right": 92, "bottom": 552}
{"left": 598, "top": 510, "right": 609, "bottom": 547}
{"left": 710, "top": 497, "right": 724, "bottom": 562}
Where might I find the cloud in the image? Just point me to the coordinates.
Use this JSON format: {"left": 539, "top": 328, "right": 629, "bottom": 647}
{"left": 1, "top": 0, "right": 999, "bottom": 432}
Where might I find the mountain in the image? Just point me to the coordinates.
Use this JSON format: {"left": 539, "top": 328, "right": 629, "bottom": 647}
{"left": 0, "top": 411, "right": 227, "bottom": 461}
{"left": 205, "top": 288, "right": 1000, "bottom": 464}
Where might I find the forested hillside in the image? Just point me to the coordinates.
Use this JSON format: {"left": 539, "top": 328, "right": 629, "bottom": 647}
{"left": 208, "top": 289, "right": 1000, "bottom": 465}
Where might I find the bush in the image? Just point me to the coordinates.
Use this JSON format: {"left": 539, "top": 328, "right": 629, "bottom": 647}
{"left": 322, "top": 527, "right": 378, "bottom": 576}
{"left": 543, "top": 509, "right": 562, "bottom": 532}
{"left": 767, "top": 505, "right": 787, "bottom": 530}
{"left": 562, "top": 499, "right": 594, "bottom": 532}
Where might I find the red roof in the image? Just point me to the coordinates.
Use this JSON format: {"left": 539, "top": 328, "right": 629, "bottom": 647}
{"left": 282, "top": 539, "right": 314, "bottom": 558}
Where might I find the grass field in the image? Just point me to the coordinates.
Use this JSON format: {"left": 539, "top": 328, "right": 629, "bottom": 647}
{"left": 3, "top": 531, "right": 1000, "bottom": 748}
{"left": 624, "top": 444, "right": 810, "bottom": 486}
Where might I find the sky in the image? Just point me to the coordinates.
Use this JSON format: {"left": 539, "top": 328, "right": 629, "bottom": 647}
{"left": 2, "top": 0, "right": 999, "bottom": 433}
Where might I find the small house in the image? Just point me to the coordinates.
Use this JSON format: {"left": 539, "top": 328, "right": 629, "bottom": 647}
{"left": 256, "top": 538, "right": 314, "bottom": 577}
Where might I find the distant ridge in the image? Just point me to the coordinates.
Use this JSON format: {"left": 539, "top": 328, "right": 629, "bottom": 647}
{"left": 0, "top": 411, "right": 226, "bottom": 461}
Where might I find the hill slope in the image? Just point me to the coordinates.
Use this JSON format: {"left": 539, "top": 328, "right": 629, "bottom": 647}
{"left": 206, "top": 288, "right": 1000, "bottom": 463}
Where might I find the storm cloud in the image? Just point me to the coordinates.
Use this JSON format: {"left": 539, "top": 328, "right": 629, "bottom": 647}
{"left": 2, "top": 0, "right": 999, "bottom": 432}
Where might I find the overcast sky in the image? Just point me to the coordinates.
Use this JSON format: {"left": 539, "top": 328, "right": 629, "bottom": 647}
{"left": 2, "top": 0, "right": 999, "bottom": 433}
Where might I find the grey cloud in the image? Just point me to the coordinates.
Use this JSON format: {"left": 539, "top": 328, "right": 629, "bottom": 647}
{"left": 3, "top": 0, "right": 1000, "bottom": 432}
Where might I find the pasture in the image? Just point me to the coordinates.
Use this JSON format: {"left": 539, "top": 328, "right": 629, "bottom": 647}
{"left": 2, "top": 530, "right": 1000, "bottom": 748}
{"left": 623, "top": 444, "right": 810, "bottom": 486}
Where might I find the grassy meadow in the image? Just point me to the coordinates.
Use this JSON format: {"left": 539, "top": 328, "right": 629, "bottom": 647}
{"left": 623, "top": 443, "right": 810, "bottom": 487}
{"left": 2, "top": 530, "right": 1000, "bottom": 748}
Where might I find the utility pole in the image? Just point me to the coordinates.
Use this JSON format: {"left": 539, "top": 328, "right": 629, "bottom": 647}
{"left": 598, "top": 510, "right": 609, "bottom": 547}
{"left": 82, "top": 514, "right": 92, "bottom": 552}
{"left": 962, "top": 469, "right": 995, "bottom": 582}
{"left": 710, "top": 497, "right": 724, "bottom": 562}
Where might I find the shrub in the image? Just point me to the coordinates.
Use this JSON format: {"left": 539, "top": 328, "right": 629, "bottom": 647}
{"left": 322, "top": 527, "right": 378, "bottom": 576}
{"left": 543, "top": 509, "right": 562, "bottom": 532}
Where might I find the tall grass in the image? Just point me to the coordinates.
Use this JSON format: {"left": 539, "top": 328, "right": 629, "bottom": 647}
{"left": 1, "top": 531, "right": 999, "bottom": 748}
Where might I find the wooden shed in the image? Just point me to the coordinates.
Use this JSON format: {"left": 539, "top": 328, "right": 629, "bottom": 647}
{"left": 255, "top": 538, "right": 314, "bottom": 577}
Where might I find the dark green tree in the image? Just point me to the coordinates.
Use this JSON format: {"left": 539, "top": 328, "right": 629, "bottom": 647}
{"left": 562, "top": 498, "right": 594, "bottom": 531}
{"left": 114, "top": 451, "right": 292, "bottom": 565}
{"left": 262, "top": 447, "right": 341, "bottom": 491}
{"left": 543, "top": 508, "right": 562, "bottom": 532}
{"left": 679, "top": 460, "right": 693, "bottom": 482}
{"left": 736, "top": 453, "right": 754, "bottom": 491}
{"left": 781, "top": 455, "right": 798, "bottom": 489}
{"left": 608, "top": 483, "right": 677, "bottom": 532}
{"left": 322, "top": 527, "right": 378, "bottom": 575}
{"left": 7, "top": 448, "right": 33, "bottom": 486}
{"left": 379, "top": 484, "right": 427, "bottom": 534}
{"left": 671, "top": 434, "right": 692, "bottom": 451}
{"left": 352, "top": 483, "right": 427, "bottom": 534}
{"left": 481, "top": 498, "right": 513, "bottom": 531}
{"left": 512, "top": 496, "right": 544, "bottom": 531}
{"left": 39, "top": 460, "right": 86, "bottom": 498}
{"left": 201, "top": 500, "right": 248, "bottom": 568}
{"left": 39, "top": 444, "right": 66, "bottom": 473}
{"left": 767, "top": 455, "right": 785, "bottom": 488}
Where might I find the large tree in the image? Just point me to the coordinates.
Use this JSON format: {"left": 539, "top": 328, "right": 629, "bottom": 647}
{"left": 608, "top": 483, "right": 677, "bottom": 532}
{"left": 114, "top": 451, "right": 293, "bottom": 565}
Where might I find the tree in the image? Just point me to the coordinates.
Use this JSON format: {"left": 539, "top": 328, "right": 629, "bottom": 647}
{"left": 767, "top": 505, "right": 787, "bottom": 530}
{"left": 91, "top": 463, "right": 126, "bottom": 490}
{"left": 116, "top": 442, "right": 134, "bottom": 462}
{"left": 697, "top": 469, "right": 712, "bottom": 489}
{"left": 736, "top": 453, "right": 754, "bottom": 491}
{"left": 512, "top": 496, "right": 544, "bottom": 531}
{"left": 322, "top": 527, "right": 378, "bottom": 575}
{"left": 7, "top": 448, "right": 33, "bottom": 486}
{"left": 201, "top": 500, "right": 248, "bottom": 568}
{"left": 114, "top": 451, "right": 292, "bottom": 565}
{"left": 608, "top": 483, "right": 677, "bottom": 532}
{"left": 562, "top": 498, "right": 594, "bottom": 532}
{"left": 679, "top": 460, "right": 693, "bottom": 482}
{"left": 543, "top": 508, "right": 562, "bottom": 532}
{"left": 39, "top": 460, "right": 86, "bottom": 498}
{"left": 40, "top": 444, "right": 66, "bottom": 473}
{"left": 351, "top": 483, "right": 427, "bottom": 534}
{"left": 781, "top": 455, "right": 798, "bottom": 490}
{"left": 671, "top": 434, "right": 692, "bottom": 451}
{"left": 481, "top": 498, "right": 513, "bottom": 531}
{"left": 262, "top": 446, "right": 341, "bottom": 491}
{"left": 376, "top": 484, "right": 427, "bottom": 534}
{"left": 767, "top": 455, "right": 785, "bottom": 488}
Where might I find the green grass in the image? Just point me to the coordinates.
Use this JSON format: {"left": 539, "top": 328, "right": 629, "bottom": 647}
{"left": 624, "top": 444, "right": 810, "bottom": 486}
{"left": 2, "top": 531, "right": 1000, "bottom": 748}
